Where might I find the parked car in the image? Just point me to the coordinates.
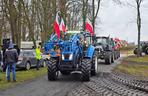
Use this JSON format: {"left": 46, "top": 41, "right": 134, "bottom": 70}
{"left": 16, "top": 50, "right": 46, "bottom": 70}
{"left": 42, "top": 53, "right": 50, "bottom": 61}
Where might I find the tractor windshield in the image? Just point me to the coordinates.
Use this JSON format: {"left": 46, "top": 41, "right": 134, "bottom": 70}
{"left": 49, "top": 33, "right": 74, "bottom": 41}
{"left": 66, "top": 33, "right": 74, "bottom": 40}
{"left": 84, "top": 36, "right": 91, "bottom": 45}
{"left": 61, "top": 33, "right": 75, "bottom": 41}
{"left": 49, "top": 34, "right": 58, "bottom": 42}
{"left": 96, "top": 38, "right": 107, "bottom": 45}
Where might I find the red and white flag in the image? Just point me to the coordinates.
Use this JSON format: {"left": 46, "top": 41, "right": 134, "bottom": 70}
{"left": 114, "top": 38, "right": 121, "bottom": 42}
{"left": 85, "top": 19, "right": 94, "bottom": 35}
{"left": 54, "top": 12, "right": 60, "bottom": 38}
{"left": 113, "top": 38, "right": 121, "bottom": 49}
{"left": 60, "top": 18, "right": 67, "bottom": 32}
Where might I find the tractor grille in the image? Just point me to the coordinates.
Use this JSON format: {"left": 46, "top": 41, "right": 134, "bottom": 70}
{"left": 64, "top": 54, "right": 70, "bottom": 59}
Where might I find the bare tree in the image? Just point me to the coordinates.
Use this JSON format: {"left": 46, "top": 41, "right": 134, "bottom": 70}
{"left": 0, "top": 0, "right": 104, "bottom": 47}
{"left": 114, "top": 0, "right": 145, "bottom": 57}
{"left": 136, "top": 0, "right": 143, "bottom": 57}
{"left": 3, "top": 0, "right": 18, "bottom": 44}
{"left": 92, "top": 0, "right": 102, "bottom": 33}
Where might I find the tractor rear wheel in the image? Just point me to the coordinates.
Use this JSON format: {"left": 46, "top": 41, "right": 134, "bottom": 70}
{"left": 47, "top": 58, "right": 58, "bottom": 81}
{"left": 145, "top": 47, "right": 148, "bottom": 55}
{"left": 81, "top": 59, "right": 91, "bottom": 82}
{"left": 118, "top": 51, "right": 120, "bottom": 58}
{"left": 111, "top": 54, "right": 114, "bottom": 63}
{"left": 134, "top": 48, "right": 138, "bottom": 55}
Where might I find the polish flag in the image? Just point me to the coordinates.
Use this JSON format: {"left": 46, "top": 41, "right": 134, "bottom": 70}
{"left": 60, "top": 18, "right": 67, "bottom": 32}
{"left": 114, "top": 38, "right": 122, "bottom": 49}
{"left": 54, "top": 12, "right": 60, "bottom": 38}
{"left": 114, "top": 38, "right": 121, "bottom": 42}
{"left": 85, "top": 19, "right": 94, "bottom": 35}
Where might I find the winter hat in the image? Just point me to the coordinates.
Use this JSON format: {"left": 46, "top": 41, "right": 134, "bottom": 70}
{"left": 9, "top": 40, "right": 14, "bottom": 48}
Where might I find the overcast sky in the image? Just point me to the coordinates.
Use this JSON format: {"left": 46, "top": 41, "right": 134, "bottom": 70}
{"left": 95, "top": 0, "right": 148, "bottom": 43}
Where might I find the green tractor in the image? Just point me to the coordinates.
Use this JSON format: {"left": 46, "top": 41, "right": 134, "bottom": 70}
{"left": 95, "top": 36, "right": 119, "bottom": 64}
{"left": 134, "top": 42, "right": 148, "bottom": 55}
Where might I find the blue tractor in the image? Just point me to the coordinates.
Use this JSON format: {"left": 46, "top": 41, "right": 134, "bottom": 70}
{"left": 44, "top": 31, "right": 97, "bottom": 81}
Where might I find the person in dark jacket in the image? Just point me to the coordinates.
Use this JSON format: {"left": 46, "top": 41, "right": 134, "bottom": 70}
{"left": 4, "top": 42, "right": 18, "bottom": 82}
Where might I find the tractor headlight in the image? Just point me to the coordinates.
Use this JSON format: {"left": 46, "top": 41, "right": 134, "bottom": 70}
{"left": 69, "top": 54, "right": 73, "bottom": 60}
{"left": 62, "top": 54, "right": 65, "bottom": 60}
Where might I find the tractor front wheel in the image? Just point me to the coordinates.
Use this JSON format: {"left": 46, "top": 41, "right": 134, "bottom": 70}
{"left": 47, "top": 58, "right": 58, "bottom": 81}
{"left": 81, "top": 59, "right": 91, "bottom": 82}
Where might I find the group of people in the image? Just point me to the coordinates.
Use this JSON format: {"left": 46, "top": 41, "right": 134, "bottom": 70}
{"left": 0, "top": 42, "right": 42, "bottom": 82}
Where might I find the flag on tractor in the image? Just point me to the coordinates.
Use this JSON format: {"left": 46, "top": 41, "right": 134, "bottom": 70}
{"left": 121, "top": 40, "right": 128, "bottom": 47}
{"left": 114, "top": 38, "right": 122, "bottom": 49}
{"left": 114, "top": 38, "right": 121, "bottom": 42}
{"left": 85, "top": 19, "right": 94, "bottom": 36}
{"left": 54, "top": 12, "right": 61, "bottom": 38}
{"left": 60, "top": 18, "right": 67, "bottom": 32}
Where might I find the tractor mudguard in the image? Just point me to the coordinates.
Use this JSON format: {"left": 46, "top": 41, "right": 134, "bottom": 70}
{"left": 84, "top": 45, "right": 95, "bottom": 59}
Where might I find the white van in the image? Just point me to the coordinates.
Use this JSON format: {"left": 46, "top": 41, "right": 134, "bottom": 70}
{"left": 21, "top": 41, "right": 41, "bottom": 49}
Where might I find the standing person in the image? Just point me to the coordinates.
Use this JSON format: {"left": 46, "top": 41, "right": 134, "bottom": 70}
{"left": 36, "top": 46, "right": 42, "bottom": 70}
{"left": 4, "top": 43, "right": 18, "bottom": 82}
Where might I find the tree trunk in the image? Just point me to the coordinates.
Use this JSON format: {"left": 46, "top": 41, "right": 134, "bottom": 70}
{"left": 92, "top": 0, "right": 95, "bottom": 30}
{"left": 137, "top": 2, "right": 142, "bottom": 57}
{"left": 82, "top": 0, "right": 88, "bottom": 31}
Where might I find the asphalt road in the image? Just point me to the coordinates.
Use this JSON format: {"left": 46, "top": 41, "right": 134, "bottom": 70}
{"left": 0, "top": 74, "right": 82, "bottom": 96}
{"left": 67, "top": 54, "right": 148, "bottom": 96}
{"left": 0, "top": 55, "right": 126, "bottom": 96}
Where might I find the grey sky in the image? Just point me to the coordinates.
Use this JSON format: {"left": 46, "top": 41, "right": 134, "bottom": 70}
{"left": 95, "top": 0, "right": 148, "bottom": 43}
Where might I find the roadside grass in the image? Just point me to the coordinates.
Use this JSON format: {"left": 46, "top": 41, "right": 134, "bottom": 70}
{"left": 0, "top": 67, "right": 47, "bottom": 89}
{"left": 120, "top": 50, "right": 134, "bottom": 55}
{"left": 120, "top": 45, "right": 135, "bottom": 55}
{"left": 115, "top": 55, "right": 148, "bottom": 77}
{"left": 125, "top": 55, "right": 148, "bottom": 63}
{"left": 115, "top": 63, "right": 148, "bottom": 77}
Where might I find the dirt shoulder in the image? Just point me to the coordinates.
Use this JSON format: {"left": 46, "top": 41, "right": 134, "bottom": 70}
{"left": 114, "top": 55, "right": 148, "bottom": 78}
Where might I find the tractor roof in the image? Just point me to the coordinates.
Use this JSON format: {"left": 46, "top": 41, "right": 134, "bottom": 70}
{"left": 96, "top": 36, "right": 109, "bottom": 39}
{"left": 67, "top": 31, "right": 82, "bottom": 34}
{"left": 67, "top": 31, "right": 90, "bottom": 34}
